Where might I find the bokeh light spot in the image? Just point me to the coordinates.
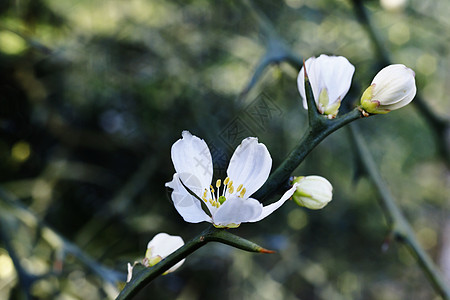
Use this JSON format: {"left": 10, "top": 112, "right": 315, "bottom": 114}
{"left": 0, "top": 252, "right": 14, "bottom": 279}
{"left": 303, "top": 262, "right": 327, "bottom": 285}
{"left": 287, "top": 208, "right": 308, "bottom": 230}
{"left": 0, "top": 31, "right": 27, "bottom": 55}
{"left": 417, "top": 227, "right": 437, "bottom": 250}
{"left": 416, "top": 54, "right": 437, "bottom": 76}
{"left": 11, "top": 141, "right": 31, "bottom": 162}
{"left": 284, "top": 0, "right": 304, "bottom": 9}
{"left": 380, "top": 0, "right": 407, "bottom": 12}
{"left": 388, "top": 23, "right": 410, "bottom": 45}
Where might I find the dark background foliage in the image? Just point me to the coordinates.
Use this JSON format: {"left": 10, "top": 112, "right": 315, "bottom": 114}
{"left": 0, "top": 0, "right": 449, "bottom": 299}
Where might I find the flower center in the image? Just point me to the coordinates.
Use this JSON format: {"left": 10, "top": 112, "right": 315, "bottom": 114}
{"left": 202, "top": 177, "right": 246, "bottom": 208}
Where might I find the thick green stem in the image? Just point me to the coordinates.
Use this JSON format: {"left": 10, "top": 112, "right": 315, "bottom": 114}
{"left": 348, "top": 124, "right": 450, "bottom": 300}
{"left": 116, "top": 226, "right": 274, "bottom": 300}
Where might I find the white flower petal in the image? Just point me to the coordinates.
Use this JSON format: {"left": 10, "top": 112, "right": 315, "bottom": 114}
{"left": 166, "top": 174, "right": 211, "bottom": 223}
{"left": 318, "top": 55, "right": 355, "bottom": 105}
{"left": 147, "top": 233, "right": 185, "bottom": 273}
{"left": 249, "top": 183, "right": 298, "bottom": 222}
{"left": 226, "top": 137, "right": 272, "bottom": 197}
{"left": 371, "top": 65, "right": 416, "bottom": 108}
{"left": 126, "top": 263, "right": 133, "bottom": 283}
{"left": 378, "top": 94, "right": 415, "bottom": 111}
{"left": 171, "top": 131, "right": 213, "bottom": 191}
{"left": 297, "top": 54, "right": 354, "bottom": 111}
{"left": 213, "top": 196, "right": 263, "bottom": 226}
{"left": 298, "top": 56, "right": 322, "bottom": 110}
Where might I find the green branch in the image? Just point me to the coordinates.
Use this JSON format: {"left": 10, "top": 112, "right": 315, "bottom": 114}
{"left": 348, "top": 124, "right": 450, "bottom": 300}
{"left": 239, "top": 0, "right": 302, "bottom": 98}
{"left": 116, "top": 226, "right": 274, "bottom": 300}
{"left": 0, "top": 188, "right": 123, "bottom": 286}
{"left": 255, "top": 107, "right": 362, "bottom": 200}
{"left": 254, "top": 72, "right": 363, "bottom": 199}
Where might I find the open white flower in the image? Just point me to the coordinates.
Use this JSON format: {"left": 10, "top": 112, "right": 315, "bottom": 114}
{"left": 297, "top": 54, "right": 355, "bottom": 118}
{"left": 127, "top": 233, "right": 185, "bottom": 283}
{"left": 360, "top": 64, "right": 416, "bottom": 114}
{"left": 166, "top": 131, "right": 298, "bottom": 228}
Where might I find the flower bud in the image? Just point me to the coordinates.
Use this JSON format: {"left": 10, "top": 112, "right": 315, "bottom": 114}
{"left": 360, "top": 64, "right": 416, "bottom": 114}
{"left": 297, "top": 54, "right": 355, "bottom": 118}
{"left": 144, "top": 233, "right": 185, "bottom": 274}
{"left": 126, "top": 233, "right": 185, "bottom": 282}
{"left": 292, "top": 176, "right": 333, "bottom": 210}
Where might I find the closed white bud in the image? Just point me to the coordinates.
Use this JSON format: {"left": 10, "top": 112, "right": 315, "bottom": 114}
{"left": 127, "top": 233, "right": 185, "bottom": 283}
{"left": 297, "top": 54, "right": 355, "bottom": 118}
{"left": 144, "top": 233, "right": 185, "bottom": 274}
{"left": 360, "top": 64, "right": 416, "bottom": 114}
{"left": 292, "top": 176, "right": 333, "bottom": 210}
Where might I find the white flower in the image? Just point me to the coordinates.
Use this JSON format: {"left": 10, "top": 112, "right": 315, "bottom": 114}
{"left": 166, "top": 131, "right": 298, "bottom": 228}
{"left": 297, "top": 54, "right": 355, "bottom": 118}
{"left": 126, "top": 233, "right": 184, "bottom": 283}
{"left": 360, "top": 64, "right": 416, "bottom": 114}
{"left": 292, "top": 176, "right": 333, "bottom": 210}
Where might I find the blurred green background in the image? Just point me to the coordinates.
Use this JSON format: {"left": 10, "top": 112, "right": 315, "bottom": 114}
{"left": 0, "top": 0, "right": 449, "bottom": 299}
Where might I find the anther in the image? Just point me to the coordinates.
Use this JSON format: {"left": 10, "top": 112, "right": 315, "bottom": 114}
{"left": 224, "top": 177, "right": 230, "bottom": 185}
{"left": 216, "top": 179, "right": 221, "bottom": 188}
{"left": 239, "top": 188, "right": 246, "bottom": 198}
{"left": 237, "top": 184, "right": 243, "bottom": 192}
{"left": 228, "top": 186, "right": 234, "bottom": 194}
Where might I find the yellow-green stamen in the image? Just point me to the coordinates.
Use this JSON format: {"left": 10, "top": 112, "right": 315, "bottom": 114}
{"left": 202, "top": 178, "right": 248, "bottom": 209}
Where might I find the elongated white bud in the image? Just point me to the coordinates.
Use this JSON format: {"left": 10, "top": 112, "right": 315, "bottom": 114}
{"left": 360, "top": 64, "right": 416, "bottom": 114}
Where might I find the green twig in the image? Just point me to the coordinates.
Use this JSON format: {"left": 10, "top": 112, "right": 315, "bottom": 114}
{"left": 0, "top": 188, "right": 123, "bottom": 286}
{"left": 255, "top": 106, "right": 363, "bottom": 200}
{"left": 233, "top": 1, "right": 364, "bottom": 201}
{"left": 238, "top": 0, "right": 302, "bottom": 98}
{"left": 116, "top": 226, "right": 274, "bottom": 300}
{"left": 255, "top": 74, "right": 363, "bottom": 200}
{"left": 348, "top": 124, "right": 450, "bottom": 300}
{"left": 0, "top": 219, "right": 35, "bottom": 300}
